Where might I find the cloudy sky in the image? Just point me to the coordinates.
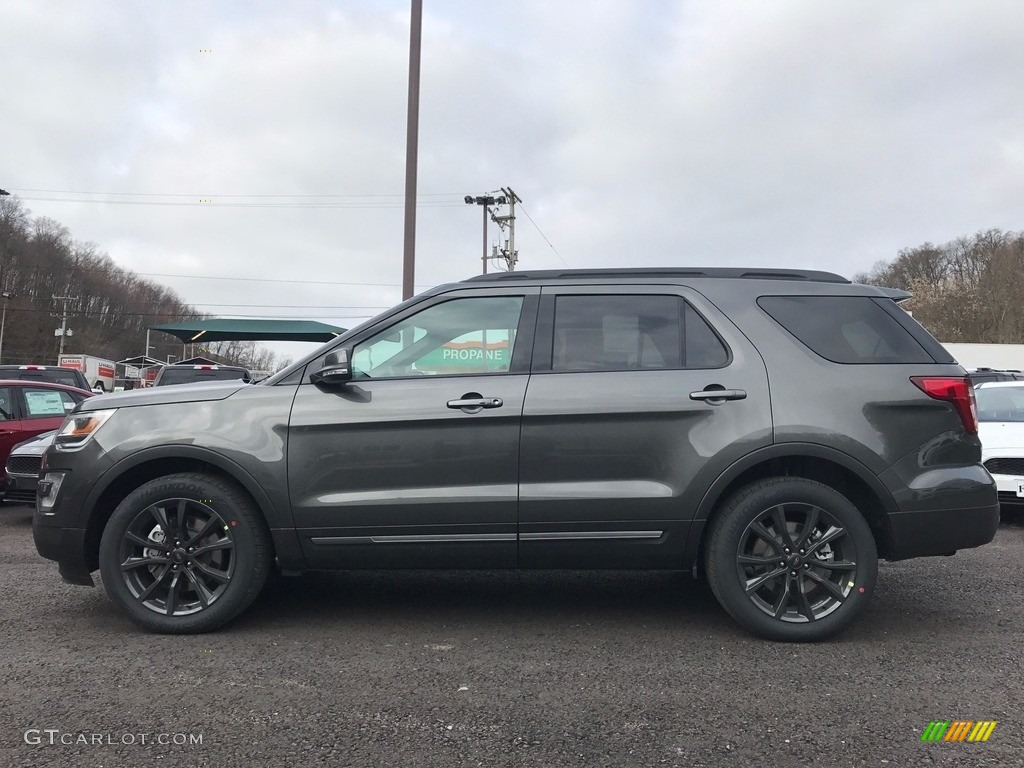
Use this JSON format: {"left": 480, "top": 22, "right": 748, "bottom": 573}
{"left": 4, "top": 0, "right": 1024, "bottom": 361}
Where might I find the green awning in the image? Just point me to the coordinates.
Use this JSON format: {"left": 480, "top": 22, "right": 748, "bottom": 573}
{"left": 149, "top": 319, "right": 347, "bottom": 343}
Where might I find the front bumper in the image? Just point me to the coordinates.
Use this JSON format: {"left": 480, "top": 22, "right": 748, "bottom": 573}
{"left": 32, "top": 523, "right": 94, "bottom": 585}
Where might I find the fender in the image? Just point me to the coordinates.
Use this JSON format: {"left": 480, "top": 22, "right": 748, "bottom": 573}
{"left": 694, "top": 442, "right": 899, "bottom": 522}
{"left": 683, "top": 442, "right": 900, "bottom": 571}
{"left": 80, "top": 444, "right": 292, "bottom": 530}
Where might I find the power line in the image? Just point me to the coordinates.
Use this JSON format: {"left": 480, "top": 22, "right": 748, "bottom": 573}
{"left": 3, "top": 264, "right": 433, "bottom": 288}
{"left": 12, "top": 188, "right": 465, "bottom": 198}
{"left": 18, "top": 196, "right": 465, "bottom": 209}
{"left": 518, "top": 203, "right": 568, "bottom": 267}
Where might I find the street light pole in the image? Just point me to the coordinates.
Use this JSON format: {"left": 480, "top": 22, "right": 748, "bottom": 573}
{"left": 0, "top": 292, "right": 11, "bottom": 364}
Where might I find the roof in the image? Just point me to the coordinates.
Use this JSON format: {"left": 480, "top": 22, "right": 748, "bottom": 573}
{"left": 116, "top": 355, "right": 165, "bottom": 368}
{"left": 464, "top": 267, "right": 850, "bottom": 284}
{"left": 149, "top": 319, "right": 347, "bottom": 343}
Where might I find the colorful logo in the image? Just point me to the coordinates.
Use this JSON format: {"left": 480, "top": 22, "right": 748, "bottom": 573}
{"left": 921, "top": 721, "right": 997, "bottom": 742}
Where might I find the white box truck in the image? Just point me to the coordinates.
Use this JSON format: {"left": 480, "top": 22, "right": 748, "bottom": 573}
{"left": 57, "top": 354, "right": 116, "bottom": 392}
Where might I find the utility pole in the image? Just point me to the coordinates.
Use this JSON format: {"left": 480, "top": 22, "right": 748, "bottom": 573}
{"left": 53, "top": 295, "right": 73, "bottom": 358}
{"left": 401, "top": 0, "right": 423, "bottom": 300}
{"left": 464, "top": 194, "right": 506, "bottom": 274}
{"left": 492, "top": 187, "right": 522, "bottom": 271}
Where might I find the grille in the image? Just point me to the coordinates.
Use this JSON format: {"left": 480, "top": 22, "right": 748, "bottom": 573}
{"left": 3, "top": 488, "right": 36, "bottom": 504}
{"left": 6, "top": 456, "right": 41, "bottom": 476}
{"left": 984, "top": 458, "right": 1024, "bottom": 476}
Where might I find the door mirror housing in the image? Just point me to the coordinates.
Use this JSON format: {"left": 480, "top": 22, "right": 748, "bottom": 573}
{"left": 311, "top": 348, "right": 353, "bottom": 386}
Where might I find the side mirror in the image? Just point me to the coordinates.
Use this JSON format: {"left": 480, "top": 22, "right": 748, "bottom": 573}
{"left": 311, "top": 348, "right": 353, "bottom": 386}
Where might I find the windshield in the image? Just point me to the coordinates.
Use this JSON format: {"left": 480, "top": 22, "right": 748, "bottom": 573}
{"left": 975, "top": 386, "right": 1024, "bottom": 422}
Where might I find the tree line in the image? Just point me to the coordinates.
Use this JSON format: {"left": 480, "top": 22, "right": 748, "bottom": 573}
{"left": 0, "top": 196, "right": 287, "bottom": 372}
{"left": 855, "top": 228, "right": 1024, "bottom": 343}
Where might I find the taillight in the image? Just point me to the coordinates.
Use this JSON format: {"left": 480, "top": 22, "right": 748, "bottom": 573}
{"left": 910, "top": 376, "right": 978, "bottom": 434}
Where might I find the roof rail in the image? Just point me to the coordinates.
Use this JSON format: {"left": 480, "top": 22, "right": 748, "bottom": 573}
{"left": 463, "top": 267, "right": 849, "bottom": 284}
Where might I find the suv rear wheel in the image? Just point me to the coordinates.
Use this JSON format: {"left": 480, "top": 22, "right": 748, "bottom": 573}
{"left": 705, "top": 477, "right": 878, "bottom": 642}
{"left": 98, "top": 473, "right": 272, "bottom": 633}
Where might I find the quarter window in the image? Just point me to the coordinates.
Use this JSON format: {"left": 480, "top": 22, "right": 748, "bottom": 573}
{"left": 551, "top": 295, "right": 728, "bottom": 372}
{"left": 352, "top": 296, "right": 525, "bottom": 378}
{"left": 758, "top": 296, "right": 933, "bottom": 364}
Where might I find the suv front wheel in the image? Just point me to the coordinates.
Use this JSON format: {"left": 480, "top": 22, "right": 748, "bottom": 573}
{"left": 705, "top": 477, "right": 878, "bottom": 642}
{"left": 98, "top": 473, "right": 272, "bottom": 634}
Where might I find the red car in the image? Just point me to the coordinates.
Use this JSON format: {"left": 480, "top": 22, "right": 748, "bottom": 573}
{"left": 0, "top": 380, "right": 93, "bottom": 493}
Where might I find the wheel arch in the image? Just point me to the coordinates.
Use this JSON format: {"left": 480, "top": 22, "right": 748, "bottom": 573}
{"left": 81, "top": 446, "right": 285, "bottom": 572}
{"left": 687, "top": 444, "right": 898, "bottom": 570}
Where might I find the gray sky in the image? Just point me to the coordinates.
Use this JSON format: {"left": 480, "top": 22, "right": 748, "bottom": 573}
{"left": 4, "top": 0, "right": 1024, "bottom": 362}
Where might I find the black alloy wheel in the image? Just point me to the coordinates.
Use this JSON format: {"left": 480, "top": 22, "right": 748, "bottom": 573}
{"left": 118, "top": 497, "right": 236, "bottom": 616}
{"left": 99, "top": 473, "right": 272, "bottom": 633}
{"left": 705, "top": 477, "right": 878, "bottom": 642}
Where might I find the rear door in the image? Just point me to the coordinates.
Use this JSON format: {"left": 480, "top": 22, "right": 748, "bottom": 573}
{"left": 518, "top": 285, "right": 772, "bottom": 568}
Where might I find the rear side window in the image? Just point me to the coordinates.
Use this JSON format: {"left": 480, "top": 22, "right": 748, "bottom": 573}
{"left": 551, "top": 295, "right": 729, "bottom": 372}
{"left": 758, "top": 296, "right": 933, "bottom": 364}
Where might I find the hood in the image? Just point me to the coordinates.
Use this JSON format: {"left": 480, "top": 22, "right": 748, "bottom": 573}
{"left": 11, "top": 430, "right": 56, "bottom": 455}
{"left": 78, "top": 380, "right": 250, "bottom": 411}
{"left": 978, "top": 421, "right": 1024, "bottom": 453}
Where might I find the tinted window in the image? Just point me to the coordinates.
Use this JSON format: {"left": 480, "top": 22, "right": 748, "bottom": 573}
{"left": 0, "top": 367, "right": 87, "bottom": 388}
{"left": 352, "top": 296, "right": 524, "bottom": 378}
{"left": 0, "top": 387, "right": 12, "bottom": 420}
{"left": 975, "top": 386, "right": 1024, "bottom": 422}
{"left": 156, "top": 367, "right": 249, "bottom": 385}
{"left": 758, "top": 296, "right": 933, "bottom": 364}
{"left": 22, "top": 388, "right": 79, "bottom": 418}
{"left": 551, "top": 295, "right": 728, "bottom": 372}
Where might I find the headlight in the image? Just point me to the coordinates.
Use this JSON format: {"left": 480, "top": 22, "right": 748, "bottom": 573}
{"left": 54, "top": 409, "right": 117, "bottom": 450}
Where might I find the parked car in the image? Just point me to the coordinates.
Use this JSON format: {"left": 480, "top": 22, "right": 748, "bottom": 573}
{"left": 975, "top": 381, "right": 1024, "bottom": 512}
{"left": 33, "top": 268, "right": 998, "bottom": 640}
{"left": 967, "top": 367, "right": 1024, "bottom": 386}
{"left": 152, "top": 364, "right": 252, "bottom": 387}
{"left": 0, "top": 380, "right": 92, "bottom": 502}
{"left": 0, "top": 364, "right": 91, "bottom": 391}
{"left": 5, "top": 430, "right": 55, "bottom": 506}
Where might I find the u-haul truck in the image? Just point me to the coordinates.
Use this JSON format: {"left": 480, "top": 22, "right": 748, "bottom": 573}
{"left": 57, "top": 354, "right": 117, "bottom": 392}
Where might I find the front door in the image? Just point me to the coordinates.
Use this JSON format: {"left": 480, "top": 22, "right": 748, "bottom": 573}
{"left": 288, "top": 289, "right": 538, "bottom": 569}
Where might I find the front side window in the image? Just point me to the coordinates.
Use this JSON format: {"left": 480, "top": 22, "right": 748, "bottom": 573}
{"left": 551, "top": 295, "right": 728, "bottom": 372}
{"left": 352, "top": 296, "right": 525, "bottom": 379}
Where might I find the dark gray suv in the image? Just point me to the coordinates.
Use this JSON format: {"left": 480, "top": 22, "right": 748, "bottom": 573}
{"left": 33, "top": 268, "right": 999, "bottom": 640}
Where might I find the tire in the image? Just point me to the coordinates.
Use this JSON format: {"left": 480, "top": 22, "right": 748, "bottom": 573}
{"left": 704, "top": 477, "right": 878, "bottom": 642}
{"left": 99, "top": 472, "right": 272, "bottom": 634}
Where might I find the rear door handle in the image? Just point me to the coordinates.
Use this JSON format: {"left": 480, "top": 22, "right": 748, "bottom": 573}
{"left": 447, "top": 397, "right": 503, "bottom": 410}
{"left": 689, "top": 389, "right": 747, "bottom": 402}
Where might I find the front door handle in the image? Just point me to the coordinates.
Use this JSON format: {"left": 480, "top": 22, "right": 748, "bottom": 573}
{"left": 447, "top": 396, "right": 503, "bottom": 410}
{"left": 689, "top": 388, "right": 747, "bottom": 402}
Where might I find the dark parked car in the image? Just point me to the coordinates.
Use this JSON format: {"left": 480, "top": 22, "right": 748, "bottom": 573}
{"left": 5, "top": 430, "right": 55, "bottom": 505}
{"left": 33, "top": 268, "right": 998, "bottom": 640}
{"left": 967, "top": 367, "right": 1024, "bottom": 386}
{"left": 152, "top": 364, "right": 252, "bottom": 387}
{"left": 0, "top": 380, "right": 92, "bottom": 502}
{"left": 0, "top": 364, "right": 91, "bottom": 391}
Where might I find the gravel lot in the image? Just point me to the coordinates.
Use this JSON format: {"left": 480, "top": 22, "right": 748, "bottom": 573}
{"left": 1, "top": 504, "right": 1022, "bottom": 768}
